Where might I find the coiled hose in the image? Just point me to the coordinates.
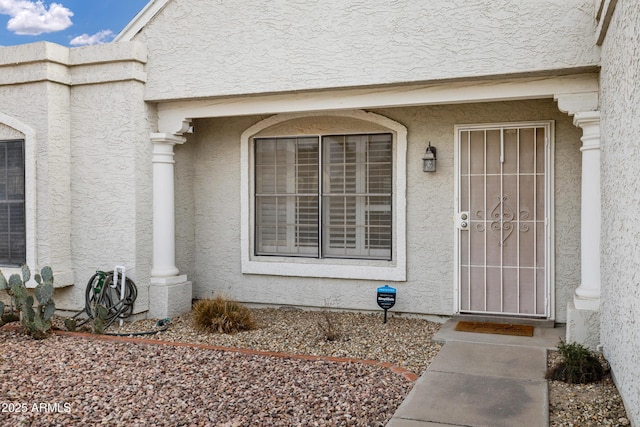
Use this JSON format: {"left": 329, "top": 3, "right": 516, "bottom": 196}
{"left": 84, "top": 270, "right": 137, "bottom": 329}
{"left": 71, "top": 271, "right": 169, "bottom": 335}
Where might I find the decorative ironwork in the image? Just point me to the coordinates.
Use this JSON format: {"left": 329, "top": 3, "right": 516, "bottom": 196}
{"left": 474, "top": 210, "right": 485, "bottom": 231}
{"left": 519, "top": 209, "right": 531, "bottom": 232}
{"left": 490, "top": 196, "right": 514, "bottom": 246}
{"left": 472, "top": 199, "right": 532, "bottom": 241}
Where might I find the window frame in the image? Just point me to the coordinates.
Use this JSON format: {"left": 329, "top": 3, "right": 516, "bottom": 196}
{"left": 240, "top": 110, "right": 407, "bottom": 282}
{"left": 0, "top": 113, "right": 36, "bottom": 276}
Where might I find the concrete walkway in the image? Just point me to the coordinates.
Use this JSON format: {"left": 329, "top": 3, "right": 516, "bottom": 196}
{"left": 387, "top": 319, "right": 565, "bottom": 427}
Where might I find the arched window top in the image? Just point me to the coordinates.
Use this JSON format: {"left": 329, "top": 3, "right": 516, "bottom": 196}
{"left": 242, "top": 110, "right": 407, "bottom": 142}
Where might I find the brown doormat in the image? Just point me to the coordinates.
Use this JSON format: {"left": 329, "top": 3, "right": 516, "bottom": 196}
{"left": 454, "top": 321, "right": 534, "bottom": 337}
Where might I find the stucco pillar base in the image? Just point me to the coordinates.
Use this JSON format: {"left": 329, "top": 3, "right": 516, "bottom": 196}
{"left": 148, "top": 275, "right": 192, "bottom": 319}
{"left": 566, "top": 301, "right": 601, "bottom": 350}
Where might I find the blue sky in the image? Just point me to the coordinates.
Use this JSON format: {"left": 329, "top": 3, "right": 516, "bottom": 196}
{"left": 0, "top": 0, "right": 150, "bottom": 47}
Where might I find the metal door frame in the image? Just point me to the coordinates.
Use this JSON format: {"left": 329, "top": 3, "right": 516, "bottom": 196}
{"left": 453, "top": 121, "right": 555, "bottom": 319}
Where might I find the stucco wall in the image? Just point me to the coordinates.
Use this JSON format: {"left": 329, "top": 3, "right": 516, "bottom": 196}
{"left": 0, "top": 78, "right": 74, "bottom": 286}
{"left": 0, "top": 123, "right": 24, "bottom": 140}
{"left": 59, "top": 80, "right": 153, "bottom": 313}
{"left": 599, "top": 2, "right": 640, "bottom": 423}
{"left": 0, "top": 41, "right": 150, "bottom": 313}
{"left": 176, "top": 99, "right": 581, "bottom": 320}
{"left": 134, "top": 0, "right": 599, "bottom": 101}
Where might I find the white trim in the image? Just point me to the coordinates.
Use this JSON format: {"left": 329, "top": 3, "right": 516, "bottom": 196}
{"left": 595, "top": 0, "right": 618, "bottom": 46}
{"left": 554, "top": 93, "right": 599, "bottom": 117}
{"left": 0, "top": 113, "right": 36, "bottom": 271}
{"left": 114, "top": 0, "right": 172, "bottom": 42}
{"left": 157, "top": 74, "right": 599, "bottom": 134}
{"left": 547, "top": 121, "right": 556, "bottom": 319}
{"left": 453, "top": 121, "right": 555, "bottom": 319}
{"left": 240, "top": 110, "right": 407, "bottom": 281}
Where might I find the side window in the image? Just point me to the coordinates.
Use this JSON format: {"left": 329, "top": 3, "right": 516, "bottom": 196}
{"left": 0, "top": 139, "right": 26, "bottom": 266}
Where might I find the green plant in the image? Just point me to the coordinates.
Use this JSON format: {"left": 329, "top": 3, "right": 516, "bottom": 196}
{"left": 91, "top": 303, "right": 109, "bottom": 334}
{"left": 0, "top": 298, "right": 20, "bottom": 326}
{"left": 63, "top": 317, "right": 77, "bottom": 332}
{"left": 546, "top": 340, "right": 605, "bottom": 384}
{"left": 192, "top": 295, "right": 256, "bottom": 334}
{"left": 0, "top": 266, "right": 56, "bottom": 340}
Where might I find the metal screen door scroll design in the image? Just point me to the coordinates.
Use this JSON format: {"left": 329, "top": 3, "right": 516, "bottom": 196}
{"left": 457, "top": 125, "right": 548, "bottom": 317}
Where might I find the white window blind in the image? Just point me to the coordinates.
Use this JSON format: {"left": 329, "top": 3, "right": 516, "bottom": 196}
{"left": 255, "top": 133, "right": 392, "bottom": 260}
{"left": 0, "top": 140, "right": 26, "bottom": 266}
{"left": 323, "top": 134, "right": 392, "bottom": 259}
{"left": 255, "top": 137, "right": 319, "bottom": 256}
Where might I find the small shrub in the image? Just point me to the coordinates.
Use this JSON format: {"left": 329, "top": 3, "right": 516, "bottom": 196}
{"left": 546, "top": 340, "right": 605, "bottom": 384}
{"left": 317, "top": 310, "right": 342, "bottom": 342}
{"left": 193, "top": 296, "right": 256, "bottom": 334}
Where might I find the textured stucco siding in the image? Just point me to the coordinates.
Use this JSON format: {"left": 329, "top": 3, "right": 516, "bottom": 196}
{"left": 0, "top": 124, "right": 24, "bottom": 140}
{"left": 59, "top": 80, "right": 153, "bottom": 313}
{"left": 134, "top": 0, "right": 600, "bottom": 101}
{"left": 0, "top": 81, "right": 74, "bottom": 284}
{"left": 599, "top": 2, "right": 640, "bottom": 423}
{"left": 176, "top": 99, "right": 581, "bottom": 320}
{"left": 0, "top": 41, "right": 150, "bottom": 313}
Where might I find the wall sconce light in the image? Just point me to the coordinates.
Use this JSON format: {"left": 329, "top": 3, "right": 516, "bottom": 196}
{"left": 422, "top": 142, "right": 437, "bottom": 172}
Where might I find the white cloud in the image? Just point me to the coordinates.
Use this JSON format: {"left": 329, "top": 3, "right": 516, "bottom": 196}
{"left": 0, "top": 0, "right": 73, "bottom": 36}
{"left": 69, "top": 29, "right": 114, "bottom": 46}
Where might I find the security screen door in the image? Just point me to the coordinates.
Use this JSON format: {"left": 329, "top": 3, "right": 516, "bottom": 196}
{"left": 456, "top": 124, "right": 550, "bottom": 317}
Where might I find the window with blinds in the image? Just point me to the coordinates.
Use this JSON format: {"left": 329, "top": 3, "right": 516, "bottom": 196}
{"left": 0, "top": 140, "right": 26, "bottom": 266}
{"left": 255, "top": 133, "right": 392, "bottom": 260}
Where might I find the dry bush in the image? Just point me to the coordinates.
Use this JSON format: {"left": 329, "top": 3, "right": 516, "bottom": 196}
{"left": 317, "top": 310, "right": 343, "bottom": 342}
{"left": 192, "top": 296, "right": 256, "bottom": 334}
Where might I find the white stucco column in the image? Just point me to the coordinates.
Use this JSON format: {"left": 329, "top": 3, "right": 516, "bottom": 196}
{"left": 151, "top": 133, "right": 184, "bottom": 276}
{"left": 573, "top": 111, "right": 601, "bottom": 310}
{"left": 149, "top": 133, "right": 192, "bottom": 318}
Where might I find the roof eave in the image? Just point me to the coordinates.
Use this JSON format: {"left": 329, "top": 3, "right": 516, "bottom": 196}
{"left": 113, "top": 0, "right": 172, "bottom": 42}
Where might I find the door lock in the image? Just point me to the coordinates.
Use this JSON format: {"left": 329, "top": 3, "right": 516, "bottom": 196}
{"left": 457, "top": 212, "right": 469, "bottom": 230}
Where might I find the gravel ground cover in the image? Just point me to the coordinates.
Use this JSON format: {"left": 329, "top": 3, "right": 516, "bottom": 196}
{"left": 0, "top": 309, "right": 440, "bottom": 427}
{"left": 547, "top": 351, "right": 630, "bottom": 427}
{"left": 1, "top": 308, "right": 631, "bottom": 426}
{"left": 104, "top": 309, "right": 442, "bottom": 376}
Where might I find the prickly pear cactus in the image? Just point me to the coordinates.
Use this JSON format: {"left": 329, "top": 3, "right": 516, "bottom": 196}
{"left": 64, "top": 317, "right": 76, "bottom": 332}
{"left": 0, "top": 266, "right": 56, "bottom": 339}
{"left": 92, "top": 303, "right": 109, "bottom": 334}
{"left": 0, "top": 271, "right": 19, "bottom": 325}
{"left": 0, "top": 271, "right": 7, "bottom": 291}
{"left": 0, "top": 271, "right": 18, "bottom": 326}
{"left": 9, "top": 274, "right": 27, "bottom": 310}
{"left": 41, "top": 267, "right": 54, "bottom": 285}
{"left": 21, "top": 265, "right": 30, "bottom": 283}
{"left": 35, "top": 282, "right": 54, "bottom": 306}
{"left": 42, "top": 301, "right": 55, "bottom": 321}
